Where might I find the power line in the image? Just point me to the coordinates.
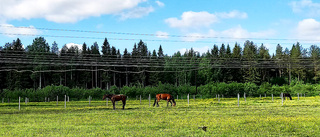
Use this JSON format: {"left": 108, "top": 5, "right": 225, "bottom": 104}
{"left": 1, "top": 25, "right": 320, "bottom": 43}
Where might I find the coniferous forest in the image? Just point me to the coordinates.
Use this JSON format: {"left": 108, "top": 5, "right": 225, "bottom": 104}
{"left": 1, "top": 37, "right": 320, "bottom": 100}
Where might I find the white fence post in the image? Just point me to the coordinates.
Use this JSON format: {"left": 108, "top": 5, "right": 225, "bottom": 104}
{"left": 140, "top": 95, "right": 141, "bottom": 105}
{"left": 272, "top": 94, "right": 273, "bottom": 102}
{"left": 237, "top": 93, "right": 240, "bottom": 107}
{"left": 68, "top": 96, "right": 69, "bottom": 102}
{"left": 244, "top": 92, "right": 246, "bottom": 102}
{"left": 193, "top": 95, "right": 195, "bottom": 101}
{"left": 19, "top": 97, "right": 20, "bottom": 111}
{"left": 106, "top": 98, "right": 108, "bottom": 106}
{"left": 89, "top": 96, "right": 91, "bottom": 105}
{"left": 25, "top": 97, "right": 27, "bottom": 105}
{"left": 56, "top": 96, "right": 58, "bottom": 105}
{"left": 281, "top": 93, "right": 284, "bottom": 105}
{"left": 218, "top": 94, "right": 220, "bottom": 103}
{"left": 149, "top": 94, "right": 151, "bottom": 107}
{"left": 64, "top": 95, "right": 66, "bottom": 108}
{"left": 187, "top": 94, "right": 189, "bottom": 105}
{"left": 177, "top": 95, "right": 178, "bottom": 100}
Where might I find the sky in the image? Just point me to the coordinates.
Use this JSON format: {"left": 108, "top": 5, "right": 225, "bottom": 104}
{"left": 1, "top": 0, "right": 320, "bottom": 56}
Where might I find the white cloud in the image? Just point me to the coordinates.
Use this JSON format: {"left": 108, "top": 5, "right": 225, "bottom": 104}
{"left": 296, "top": 18, "right": 320, "bottom": 41}
{"left": 65, "top": 43, "right": 83, "bottom": 51}
{"left": 164, "top": 10, "right": 247, "bottom": 30}
{"left": 0, "top": 24, "right": 42, "bottom": 37}
{"left": 156, "top": 1, "right": 165, "bottom": 7}
{"left": 178, "top": 46, "right": 210, "bottom": 55}
{"left": 118, "top": 6, "right": 154, "bottom": 20}
{"left": 220, "top": 26, "right": 276, "bottom": 40}
{"left": 217, "top": 10, "right": 248, "bottom": 19}
{"left": 290, "top": 0, "right": 320, "bottom": 17}
{"left": 165, "top": 11, "right": 219, "bottom": 29}
{"left": 179, "top": 26, "right": 276, "bottom": 43}
{"left": 0, "top": 0, "right": 150, "bottom": 23}
{"left": 155, "top": 31, "right": 169, "bottom": 38}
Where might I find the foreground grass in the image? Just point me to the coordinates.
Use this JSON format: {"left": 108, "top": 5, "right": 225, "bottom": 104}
{"left": 1, "top": 97, "right": 320, "bottom": 136}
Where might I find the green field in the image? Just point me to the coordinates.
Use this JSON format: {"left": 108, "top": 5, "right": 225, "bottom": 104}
{"left": 1, "top": 97, "right": 320, "bottom": 136}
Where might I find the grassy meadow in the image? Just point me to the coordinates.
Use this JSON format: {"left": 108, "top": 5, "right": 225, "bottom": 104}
{"left": 1, "top": 96, "right": 320, "bottom": 136}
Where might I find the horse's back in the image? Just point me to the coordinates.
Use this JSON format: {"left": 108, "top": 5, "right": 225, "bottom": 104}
{"left": 112, "top": 94, "right": 127, "bottom": 101}
{"left": 156, "top": 93, "right": 173, "bottom": 100}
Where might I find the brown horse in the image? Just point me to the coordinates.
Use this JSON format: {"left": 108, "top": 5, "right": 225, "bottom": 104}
{"left": 153, "top": 93, "right": 176, "bottom": 107}
{"left": 102, "top": 94, "right": 127, "bottom": 110}
{"left": 283, "top": 93, "right": 292, "bottom": 100}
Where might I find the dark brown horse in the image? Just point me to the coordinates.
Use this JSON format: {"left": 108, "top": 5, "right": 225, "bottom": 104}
{"left": 103, "top": 94, "right": 127, "bottom": 110}
{"left": 283, "top": 93, "right": 292, "bottom": 100}
{"left": 153, "top": 93, "right": 176, "bottom": 107}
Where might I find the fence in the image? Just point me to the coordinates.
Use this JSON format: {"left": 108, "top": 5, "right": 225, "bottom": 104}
{"left": 3, "top": 92, "right": 313, "bottom": 111}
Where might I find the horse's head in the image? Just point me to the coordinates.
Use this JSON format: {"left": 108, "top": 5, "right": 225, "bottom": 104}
{"left": 102, "top": 94, "right": 112, "bottom": 100}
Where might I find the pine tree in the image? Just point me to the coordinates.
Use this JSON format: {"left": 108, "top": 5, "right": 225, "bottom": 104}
{"left": 158, "top": 45, "right": 164, "bottom": 58}
{"left": 243, "top": 40, "right": 260, "bottom": 83}
{"left": 101, "top": 38, "right": 111, "bottom": 57}
{"left": 51, "top": 41, "right": 59, "bottom": 55}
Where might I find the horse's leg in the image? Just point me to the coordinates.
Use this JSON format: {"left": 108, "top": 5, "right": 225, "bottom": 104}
{"left": 169, "top": 100, "right": 173, "bottom": 106}
{"left": 112, "top": 100, "right": 116, "bottom": 110}
{"left": 167, "top": 99, "right": 169, "bottom": 107}
{"left": 153, "top": 98, "right": 157, "bottom": 107}
{"left": 122, "top": 99, "right": 126, "bottom": 110}
{"left": 156, "top": 99, "right": 160, "bottom": 107}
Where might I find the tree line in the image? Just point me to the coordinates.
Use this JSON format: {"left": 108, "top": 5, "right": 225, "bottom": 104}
{"left": 1, "top": 37, "right": 320, "bottom": 92}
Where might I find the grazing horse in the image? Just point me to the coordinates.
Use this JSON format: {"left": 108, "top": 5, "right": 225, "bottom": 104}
{"left": 283, "top": 93, "right": 292, "bottom": 100}
{"left": 103, "top": 94, "right": 127, "bottom": 110}
{"left": 153, "top": 93, "right": 176, "bottom": 107}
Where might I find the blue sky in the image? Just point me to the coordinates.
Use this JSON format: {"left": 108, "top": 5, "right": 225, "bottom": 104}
{"left": 1, "top": 0, "right": 320, "bottom": 55}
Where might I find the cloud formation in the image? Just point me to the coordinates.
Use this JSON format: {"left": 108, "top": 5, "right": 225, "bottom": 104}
{"left": 164, "top": 10, "right": 247, "bottom": 30}
{"left": 296, "top": 18, "right": 320, "bottom": 41}
{"left": 0, "top": 24, "right": 42, "bottom": 37}
{"left": 290, "top": 0, "right": 320, "bottom": 17}
{"left": 155, "top": 31, "right": 169, "bottom": 38}
{"left": 0, "top": 0, "right": 150, "bottom": 23}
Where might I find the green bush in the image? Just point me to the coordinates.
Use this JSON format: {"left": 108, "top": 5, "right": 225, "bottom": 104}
{"left": 3, "top": 82, "right": 320, "bottom": 101}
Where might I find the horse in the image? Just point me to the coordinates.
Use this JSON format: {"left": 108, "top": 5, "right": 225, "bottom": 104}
{"left": 102, "top": 94, "right": 127, "bottom": 110}
{"left": 153, "top": 93, "right": 176, "bottom": 107}
{"left": 283, "top": 93, "right": 292, "bottom": 100}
